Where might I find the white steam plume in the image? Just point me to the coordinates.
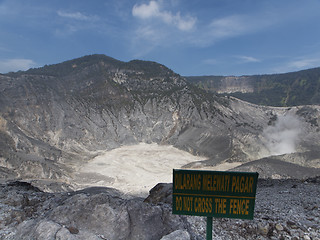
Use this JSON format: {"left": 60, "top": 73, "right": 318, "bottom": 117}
{"left": 262, "top": 114, "right": 302, "bottom": 156}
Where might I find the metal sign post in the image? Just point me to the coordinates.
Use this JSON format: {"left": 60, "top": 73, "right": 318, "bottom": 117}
{"left": 206, "top": 216, "right": 213, "bottom": 240}
{"left": 172, "top": 169, "right": 259, "bottom": 239}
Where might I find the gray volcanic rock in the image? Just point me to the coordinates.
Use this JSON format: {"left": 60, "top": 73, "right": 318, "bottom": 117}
{"left": 0, "top": 55, "right": 231, "bottom": 186}
{"left": 160, "top": 230, "right": 191, "bottom": 240}
{"left": 231, "top": 158, "right": 320, "bottom": 179}
{"left": 1, "top": 55, "right": 320, "bottom": 190}
{"left": 0, "top": 54, "right": 320, "bottom": 194}
{"left": 1, "top": 178, "right": 319, "bottom": 239}
{"left": 144, "top": 183, "right": 173, "bottom": 205}
{"left": 0, "top": 182, "right": 192, "bottom": 240}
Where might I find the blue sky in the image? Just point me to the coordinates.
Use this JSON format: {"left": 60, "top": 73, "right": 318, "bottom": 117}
{"left": 1, "top": 0, "right": 320, "bottom": 76}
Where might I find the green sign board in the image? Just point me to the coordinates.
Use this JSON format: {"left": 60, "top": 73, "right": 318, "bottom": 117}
{"left": 172, "top": 169, "right": 258, "bottom": 220}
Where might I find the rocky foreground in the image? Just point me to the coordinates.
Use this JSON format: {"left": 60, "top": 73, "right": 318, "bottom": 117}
{"left": 0, "top": 177, "right": 319, "bottom": 240}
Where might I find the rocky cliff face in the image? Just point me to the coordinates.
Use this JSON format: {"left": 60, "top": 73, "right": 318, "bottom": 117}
{"left": 186, "top": 75, "right": 255, "bottom": 94}
{"left": 0, "top": 54, "right": 320, "bottom": 190}
{"left": 186, "top": 67, "right": 320, "bottom": 106}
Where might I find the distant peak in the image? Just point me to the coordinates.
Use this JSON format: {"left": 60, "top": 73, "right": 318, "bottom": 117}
{"left": 18, "top": 54, "right": 124, "bottom": 77}
{"left": 6, "top": 54, "right": 177, "bottom": 78}
{"left": 72, "top": 54, "right": 123, "bottom": 64}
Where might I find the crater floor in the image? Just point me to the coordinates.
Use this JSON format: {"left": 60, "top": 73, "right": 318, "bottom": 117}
{"left": 74, "top": 143, "right": 208, "bottom": 196}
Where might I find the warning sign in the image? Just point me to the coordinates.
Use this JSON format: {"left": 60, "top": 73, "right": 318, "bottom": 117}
{"left": 172, "top": 169, "right": 258, "bottom": 219}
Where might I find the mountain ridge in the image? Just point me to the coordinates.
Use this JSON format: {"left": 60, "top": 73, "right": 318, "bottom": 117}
{"left": 0, "top": 54, "right": 319, "bottom": 240}
{"left": 0, "top": 54, "right": 319, "bottom": 192}
{"left": 185, "top": 66, "right": 320, "bottom": 106}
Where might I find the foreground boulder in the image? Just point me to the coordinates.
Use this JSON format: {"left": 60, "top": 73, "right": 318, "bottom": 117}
{"left": 0, "top": 183, "right": 192, "bottom": 240}
{"left": 1, "top": 178, "right": 319, "bottom": 239}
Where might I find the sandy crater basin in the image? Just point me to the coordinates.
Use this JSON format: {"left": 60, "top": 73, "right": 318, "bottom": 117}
{"left": 75, "top": 143, "right": 241, "bottom": 197}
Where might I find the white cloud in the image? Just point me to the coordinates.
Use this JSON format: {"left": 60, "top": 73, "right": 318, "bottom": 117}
{"left": 57, "top": 10, "right": 98, "bottom": 21}
{"left": 273, "top": 56, "right": 320, "bottom": 73}
{"left": 175, "top": 12, "right": 197, "bottom": 31}
{"left": 55, "top": 10, "right": 100, "bottom": 36}
{"left": 0, "top": 59, "right": 36, "bottom": 73}
{"left": 191, "top": 13, "right": 276, "bottom": 47}
{"left": 203, "top": 58, "right": 219, "bottom": 65}
{"left": 209, "top": 15, "right": 247, "bottom": 39}
{"left": 132, "top": 1, "right": 159, "bottom": 19}
{"left": 288, "top": 58, "right": 319, "bottom": 69}
{"left": 132, "top": 1, "right": 196, "bottom": 31}
{"left": 135, "top": 25, "right": 164, "bottom": 43}
{"left": 130, "top": 25, "right": 166, "bottom": 57}
{"left": 236, "top": 56, "right": 261, "bottom": 63}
